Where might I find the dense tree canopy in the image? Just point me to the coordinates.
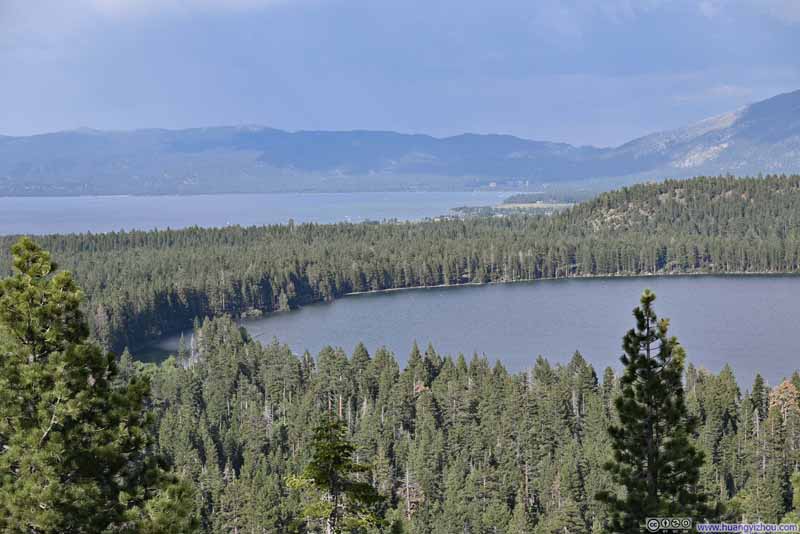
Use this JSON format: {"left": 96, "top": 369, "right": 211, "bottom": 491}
{"left": 144, "top": 311, "right": 800, "bottom": 532}
{"left": 0, "top": 238, "right": 197, "bottom": 533}
{"left": 3, "top": 210, "right": 800, "bottom": 531}
{"left": 4, "top": 175, "right": 800, "bottom": 531}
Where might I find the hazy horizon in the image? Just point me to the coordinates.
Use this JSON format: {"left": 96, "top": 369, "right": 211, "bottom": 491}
{"left": 3, "top": 0, "right": 800, "bottom": 146}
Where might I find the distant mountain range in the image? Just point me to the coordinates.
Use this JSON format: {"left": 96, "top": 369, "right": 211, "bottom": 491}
{"left": 1, "top": 89, "right": 799, "bottom": 196}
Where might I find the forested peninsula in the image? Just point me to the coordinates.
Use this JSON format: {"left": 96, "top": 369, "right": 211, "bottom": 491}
{"left": 2, "top": 174, "right": 800, "bottom": 354}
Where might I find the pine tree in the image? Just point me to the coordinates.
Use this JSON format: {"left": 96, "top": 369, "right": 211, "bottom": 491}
{"left": 0, "top": 237, "right": 197, "bottom": 532}
{"left": 117, "top": 346, "right": 136, "bottom": 386}
{"left": 509, "top": 486, "right": 537, "bottom": 533}
{"left": 597, "top": 289, "right": 711, "bottom": 532}
{"left": 781, "top": 472, "right": 800, "bottom": 523}
{"left": 351, "top": 341, "right": 374, "bottom": 405}
{"left": 407, "top": 390, "right": 445, "bottom": 532}
{"left": 287, "top": 413, "right": 384, "bottom": 533}
{"left": 752, "top": 374, "right": 769, "bottom": 422}
{"left": 738, "top": 405, "right": 788, "bottom": 522}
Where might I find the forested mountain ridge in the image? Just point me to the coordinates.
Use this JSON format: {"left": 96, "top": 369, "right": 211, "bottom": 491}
{"left": 2, "top": 89, "right": 800, "bottom": 195}
{"left": 566, "top": 174, "right": 800, "bottom": 236}
{"left": 2, "top": 174, "right": 800, "bottom": 354}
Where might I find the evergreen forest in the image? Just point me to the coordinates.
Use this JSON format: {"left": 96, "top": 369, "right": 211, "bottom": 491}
{"left": 134, "top": 312, "right": 799, "bottom": 532}
{"left": 3, "top": 175, "right": 800, "bottom": 532}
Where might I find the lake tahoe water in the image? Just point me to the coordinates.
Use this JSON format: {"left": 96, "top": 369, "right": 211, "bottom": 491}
{"left": 145, "top": 275, "right": 800, "bottom": 387}
{"left": 0, "top": 191, "right": 508, "bottom": 235}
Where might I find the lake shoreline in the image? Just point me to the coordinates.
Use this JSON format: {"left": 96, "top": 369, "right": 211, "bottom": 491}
{"left": 141, "top": 273, "right": 800, "bottom": 387}
{"left": 339, "top": 269, "right": 800, "bottom": 300}
{"left": 136, "top": 269, "right": 800, "bottom": 365}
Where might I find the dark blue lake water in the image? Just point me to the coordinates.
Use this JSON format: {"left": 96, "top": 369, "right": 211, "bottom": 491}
{"left": 145, "top": 275, "right": 800, "bottom": 388}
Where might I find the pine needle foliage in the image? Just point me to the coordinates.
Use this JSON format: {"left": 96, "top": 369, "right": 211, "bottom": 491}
{"left": 0, "top": 237, "right": 197, "bottom": 533}
{"left": 288, "top": 413, "right": 385, "bottom": 533}
{"left": 597, "top": 289, "right": 712, "bottom": 532}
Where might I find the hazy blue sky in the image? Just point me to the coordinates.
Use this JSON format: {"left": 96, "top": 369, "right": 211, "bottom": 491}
{"left": 2, "top": 0, "right": 799, "bottom": 146}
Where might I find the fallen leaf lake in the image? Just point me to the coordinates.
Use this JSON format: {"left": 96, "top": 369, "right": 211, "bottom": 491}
{"left": 3, "top": 192, "right": 797, "bottom": 387}
{"left": 144, "top": 274, "right": 798, "bottom": 387}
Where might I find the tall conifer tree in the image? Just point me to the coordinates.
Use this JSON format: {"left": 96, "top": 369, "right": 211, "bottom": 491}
{"left": 597, "top": 289, "right": 711, "bottom": 532}
{"left": 288, "top": 414, "right": 384, "bottom": 533}
{"left": 0, "top": 237, "right": 197, "bottom": 532}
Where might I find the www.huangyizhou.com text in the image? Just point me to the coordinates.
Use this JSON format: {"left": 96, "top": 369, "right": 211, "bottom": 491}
{"left": 647, "top": 518, "right": 799, "bottom": 532}
{"left": 695, "top": 523, "right": 799, "bottom": 533}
